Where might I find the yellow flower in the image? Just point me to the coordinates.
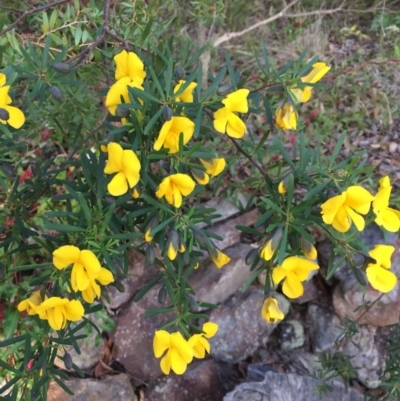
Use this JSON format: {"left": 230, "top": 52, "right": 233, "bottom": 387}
{"left": 373, "top": 176, "right": 400, "bottom": 232}
{"left": 188, "top": 322, "right": 218, "bottom": 359}
{"left": 199, "top": 158, "right": 226, "bottom": 178}
{"left": 0, "top": 73, "right": 25, "bottom": 129}
{"left": 173, "top": 80, "right": 197, "bottom": 102}
{"left": 132, "top": 187, "right": 140, "bottom": 199}
{"left": 105, "top": 50, "right": 146, "bottom": 115}
{"left": 114, "top": 50, "right": 146, "bottom": 84}
{"left": 153, "top": 330, "right": 194, "bottom": 375}
{"left": 275, "top": 102, "right": 297, "bottom": 130}
{"left": 81, "top": 267, "right": 114, "bottom": 304}
{"left": 261, "top": 297, "right": 285, "bottom": 324}
{"left": 213, "top": 89, "right": 249, "bottom": 138}
{"left": 300, "top": 237, "right": 317, "bottom": 260}
{"left": 290, "top": 62, "right": 331, "bottom": 103}
{"left": 191, "top": 168, "right": 210, "bottom": 185}
{"left": 17, "top": 290, "right": 44, "bottom": 315}
{"left": 53, "top": 245, "right": 103, "bottom": 292}
{"left": 209, "top": 248, "right": 231, "bottom": 269}
{"left": 104, "top": 142, "right": 141, "bottom": 196}
{"left": 155, "top": 174, "right": 195, "bottom": 208}
{"left": 278, "top": 180, "right": 287, "bottom": 194}
{"left": 36, "top": 297, "right": 84, "bottom": 331}
{"left": 154, "top": 116, "right": 195, "bottom": 154}
{"left": 272, "top": 256, "right": 319, "bottom": 298}
{"left": 366, "top": 244, "right": 397, "bottom": 293}
{"left": 321, "top": 186, "right": 374, "bottom": 233}
{"left": 260, "top": 228, "right": 283, "bottom": 262}
{"left": 105, "top": 77, "right": 143, "bottom": 116}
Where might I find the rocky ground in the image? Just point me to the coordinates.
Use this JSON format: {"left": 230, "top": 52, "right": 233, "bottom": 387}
{"left": 46, "top": 196, "right": 400, "bottom": 401}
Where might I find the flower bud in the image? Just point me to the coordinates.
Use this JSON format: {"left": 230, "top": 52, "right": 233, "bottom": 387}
{"left": 174, "top": 66, "right": 186, "bottom": 80}
{"left": 187, "top": 294, "right": 199, "bottom": 312}
{"left": 50, "top": 85, "right": 63, "bottom": 100}
{"left": 300, "top": 237, "right": 317, "bottom": 260}
{"left": 179, "top": 236, "right": 186, "bottom": 253}
{"left": 260, "top": 227, "right": 283, "bottom": 261}
{"left": 145, "top": 245, "right": 155, "bottom": 265}
{"left": 162, "top": 106, "right": 173, "bottom": 122}
{"left": 158, "top": 286, "right": 168, "bottom": 304}
{"left": 217, "top": 84, "right": 232, "bottom": 97}
{"left": 115, "top": 106, "right": 130, "bottom": 118}
{"left": 278, "top": 174, "right": 292, "bottom": 194}
{"left": 354, "top": 268, "right": 367, "bottom": 287}
{"left": 191, "top": 168, "right": 209, "bottom": 185}
{"left": 0, "top": 108, "right": 10, "bottom": 121}
{"left": 52, "top": 62, "right": 71, "bottom": 74}
{"left": 245, "top": 248, "right": 259, "bottom": 265}
{"left": 166, "top": 229, "right": 179, "bottom": 260}
{"left": 144, "top": 216, "right": 158, "bottom": 242}
{"left": 63, "top": 352, "right": 73, "bottom": 370}
{"left": 192, "top": 228, "right": 208, "bottom": 247}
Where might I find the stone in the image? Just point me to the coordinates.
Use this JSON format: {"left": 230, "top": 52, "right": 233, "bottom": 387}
{"left": 47, "top": 374, "right": 137, "bottom": 401}
{"left": 146, "top": 359, "right": 224, "bottom": 401}
{"left": 279, "top": 320, "right": 305, "bottom": 351}
{"left": 307, "top": 304, "right": 342, "bottom": 352}
{"left": 339, "top": 325, "right": 385, "bottom": 388}
{"left": 190, "top": 243, "right": 255, "bottom": 307}
{"left": 111, "top": 285, "right": 171, "bottom": 384}
{"left": 209, "top": 288, "right": 290, "bottom": 363}
{"left": 223, "top": 371, "right": 365, "bottom": 401}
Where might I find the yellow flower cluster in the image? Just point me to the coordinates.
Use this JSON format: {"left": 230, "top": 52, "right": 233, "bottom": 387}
{"left": 153, "top": 322, "right": 218, "bottom": 375}
{"left": 321, "top": 176, "right": 400, "bottom": 233}
{"left": 18, "top": 291, "right": 84, "bottom": 331}
{"left": 53, "top": 245, "right": 114, "bottom": 303}
{"left": 275, "top": 62, "right": 330, "bottom": 130}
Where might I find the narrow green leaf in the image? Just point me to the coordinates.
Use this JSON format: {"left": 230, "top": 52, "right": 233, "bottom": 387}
{"left": 78, "top": 192, "right": 93, "bottom": 226}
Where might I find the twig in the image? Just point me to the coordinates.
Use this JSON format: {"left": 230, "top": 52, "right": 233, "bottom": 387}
{"left": 327, "top": 58, "right": 400, "bottom": 80}
{"left": 230, "top": 137, "right": 267, "bottom": 176}
{"left": 213, "top": 1, "right": 345, "bottom": 47}
{"left": 0, "top": 0, "right": 70, "bottom": 36}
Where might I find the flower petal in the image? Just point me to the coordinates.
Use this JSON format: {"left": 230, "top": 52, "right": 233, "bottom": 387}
{"left": 122, "top": 149, "right": 141, "bottom": 188}
{"left": 64, "top": 300, "right": 84, "bottom": 321}
{"left": 368, "top": 244, "right": 394, "bottom": 269}
{"left": 282, "top": 273, "right": 304, "bottom": 298}
{"left": 53, "top": 245, "right": 80, "bottom": 269}
{"left": 321, "top": 193, "right": 346, "bottom": 224}
{"left": 226, "top": 113, "right": 246, "bottom": 138}
{"left": 366, "top": 264, "right": 398, "bottom": 293}
{"left": 96, "top": 267, "right": 114, "bottom": 285}
{"left": 153, "top": 330, "right": 171, "bottom": 358}
{"left": 170, "top": 174, "right": 196, "bottom": 196}
{"left": 104, "top": 142, "right": 124, "bottom": 174}
{"left": 108, "top": 171, "right": 128, "bottom": 196}
{"left": 345, "top": 186, "right": 374, "bottom": 214}
{"left": 344, "top": 205, "right": 365, "bottom": 231}
{"left": 202, "top": 321, "right": 218, "bottom": 338}
{"left": 79, "top": 250, "right": 101, "bottom": 273}
{"left": 3, "top": 105, "right": 25, "bottom": 129}
{"left": 222, "top": 89, "right": 249, "bottom": 113}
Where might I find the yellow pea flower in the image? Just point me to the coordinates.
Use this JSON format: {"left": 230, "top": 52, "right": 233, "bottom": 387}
{"left": 290, "top": 62, "right": 331, "bottom": 103}
{"left": 366, "top": 244, "right": 397, "bottom": 293}
{"left": 81, "top": 267, "right": 114, "bottom": 304}
{"left": 17, "top": 290, "right": 44, "bottom": 315}
{"left": 272, "top": 256, "right": 319, "bottom": 299}
{"left": 373, "top": 176, "right": 400, "bottom": 232}
{"left": 153, "top": 330, "right": 194, "bottom": 375}
{"left": 53, "top": 245, "right": 101, "bottom": 291}
{"left": 199, "top": 158, "right": 226, "bottom": 178}
{"left": 104, "top": 142, "right": 141, "bottom": 196}
{"left": 36, "top": 297, "right": 84, "bottom": 331}
{"left": 155, "top": 174, "right": 195, "bottom": 208}
{"left": 188, "top": 322, "right": 218, "bottom": 359}
{"left": 166, "top": 230, "right": 179, "bottom": 260}
{"left": 275, "top": 102, "right": 297, "bottom": 130}
{"left": 173, "top": 80, "right": 197, "bottom": 102}
{"left": 209, "top": 248, "right": 231, "bottom": 269}
{"left": 191, "top": 168, "right": 210, "bottom": 185}
{"left": 260, "top": 227, "right": 283, "bottom": 262}
{"left": 261, "top": 297, "right": 285, "bottom": 324}
{"left": 0, "top": 73, "right": 25, "bottom": 129}
{"left": 114, "top": 50, "right": 146, "bottom": 84}
{"left": 154, "top": 116, "right": 195, "bottom": 154}
{"left": 213, "top": 89, "right": 249, "bottom": 138}
{"left": 321, "top": 186, "right": 374, "bottom": 233}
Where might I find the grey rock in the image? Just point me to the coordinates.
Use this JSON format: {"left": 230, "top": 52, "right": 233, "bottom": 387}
{"left": 209, "top": 288, "right": 290, "bottom": 363}
{"left": 223, "top": 371, "right": 364, "bottom": 401}
{"left": 279, "top": 320, "right": 305, "bottom": 351}
{"left": 47, "top": 374, "right": 137, "bottom": 401}
{"left": 146, "top": 359, "right": 224, "bottom": 401}
{"left": 190, "top": 243, "right": 255, "bottom": 307}
{"left": 339, "top": 325, "right": 385, "bottom": 388}
{"left": 307, "top": 304, "right": 342, "bottom": 352}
